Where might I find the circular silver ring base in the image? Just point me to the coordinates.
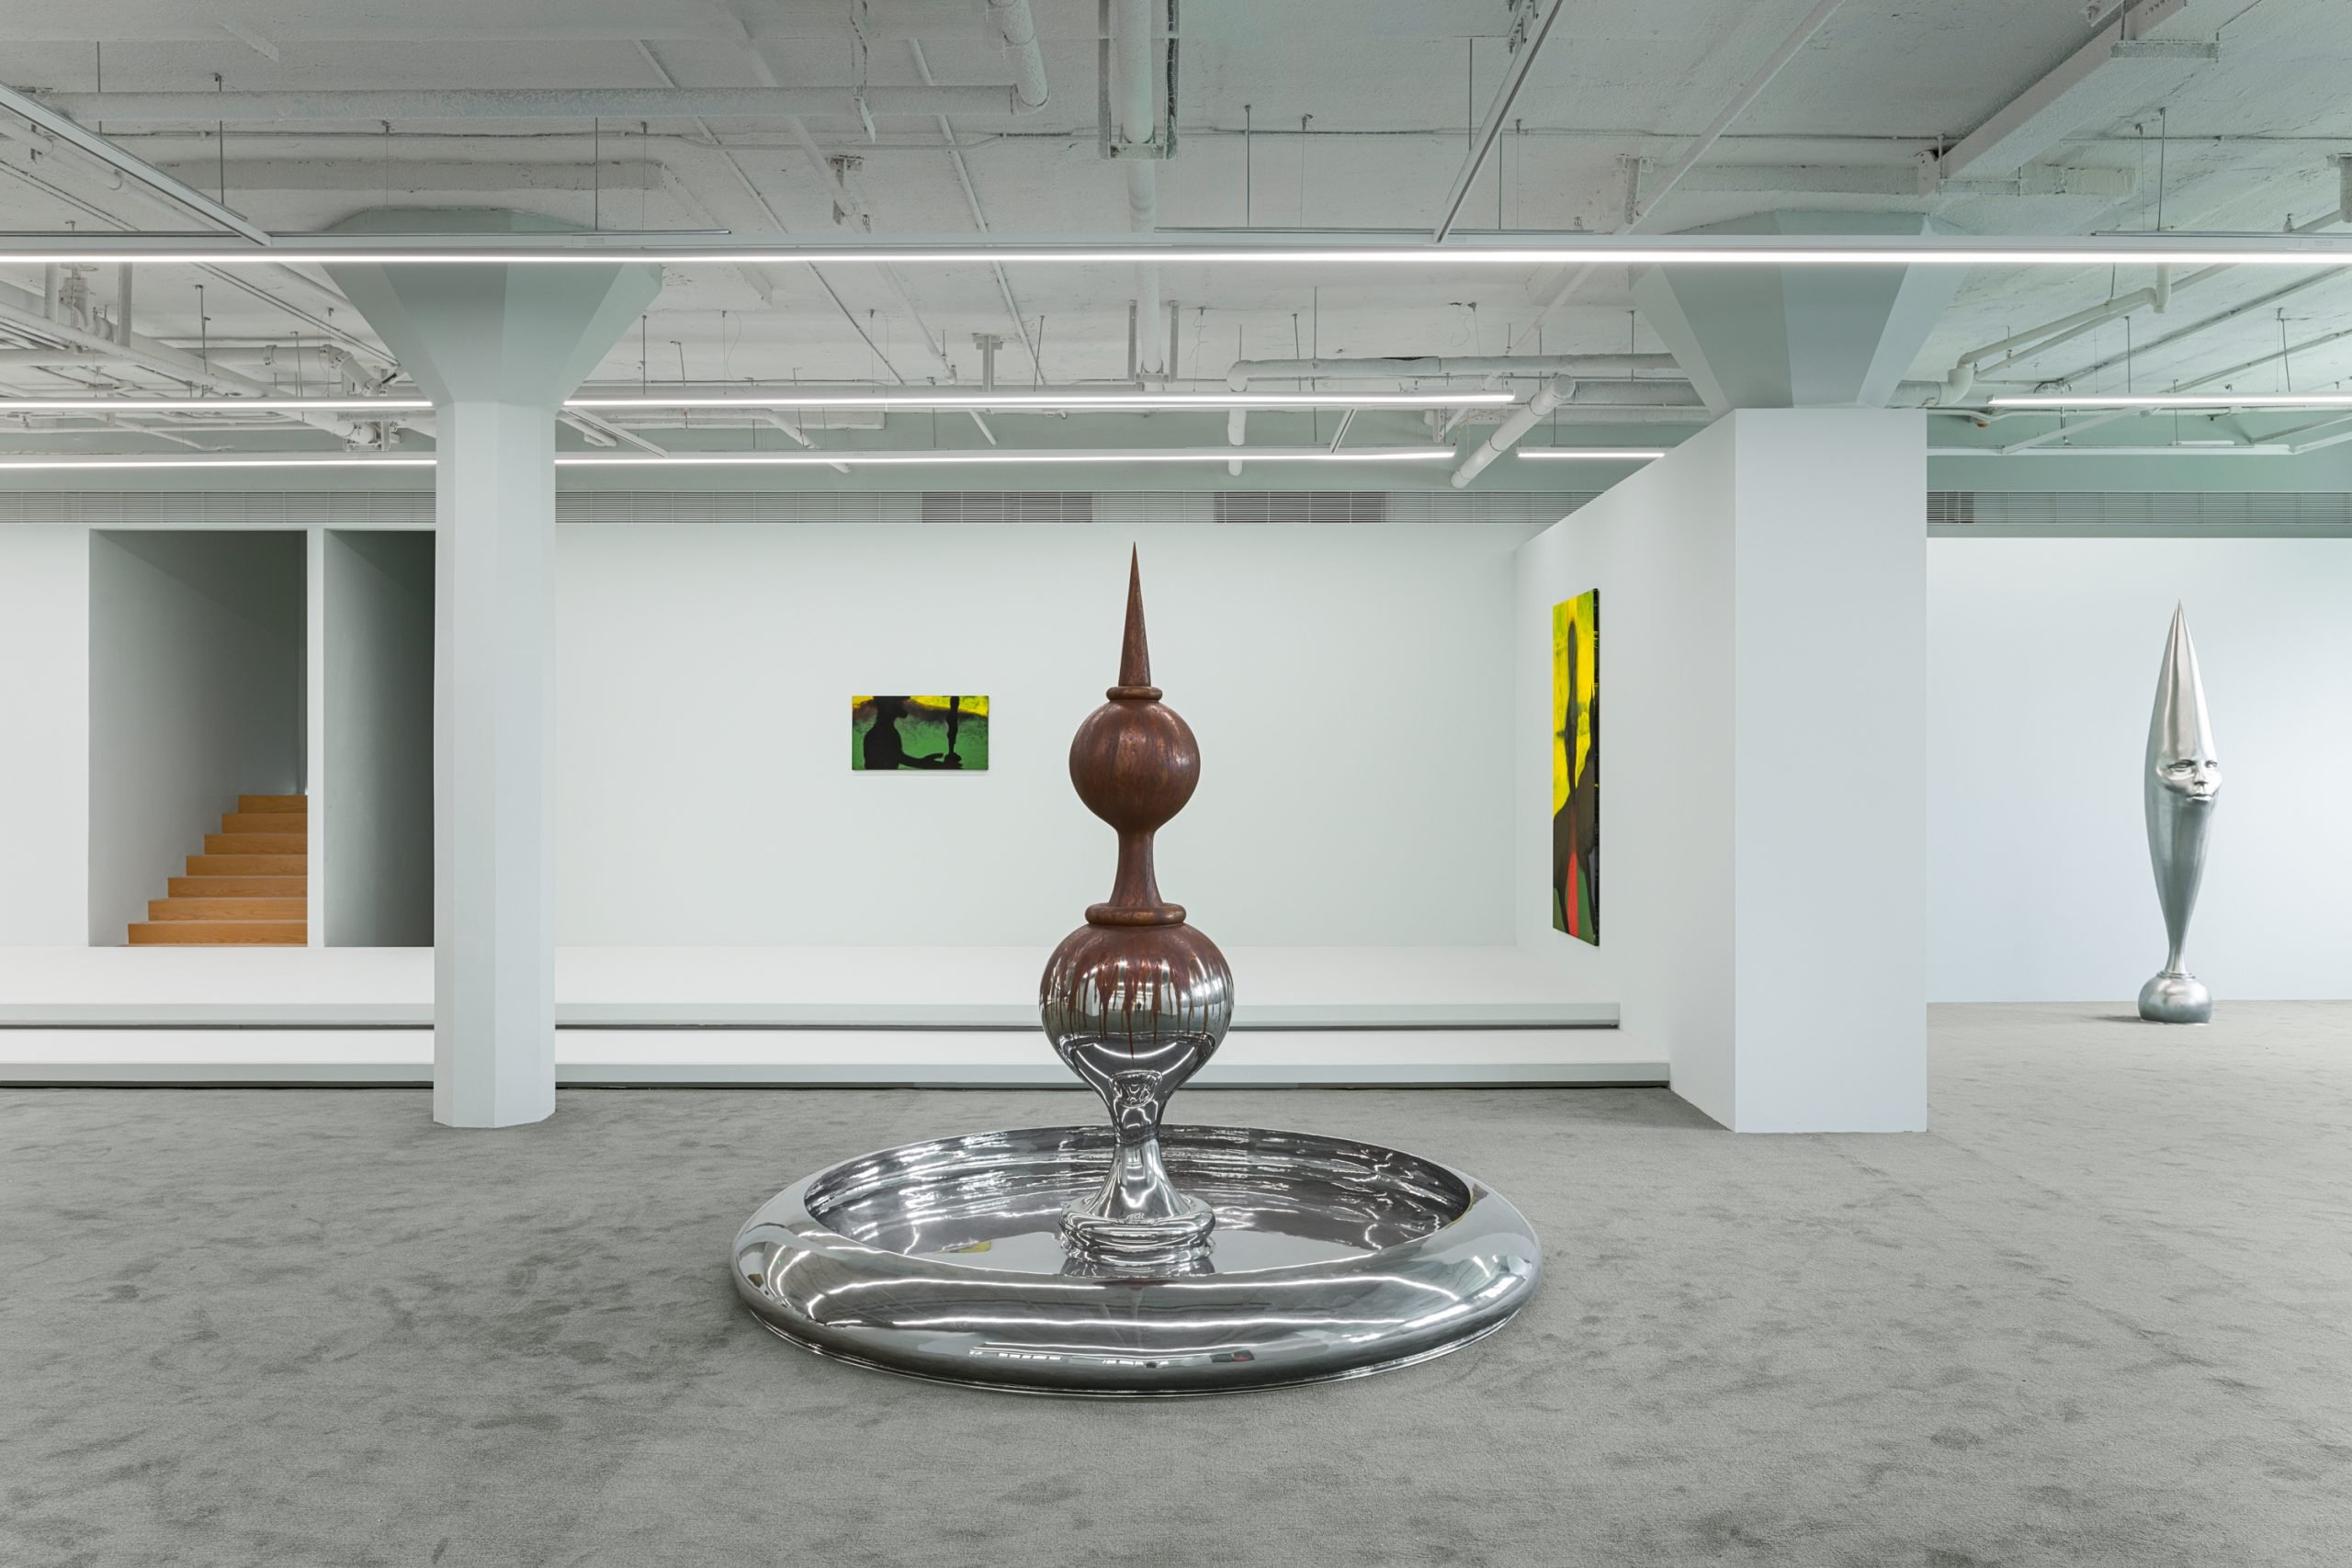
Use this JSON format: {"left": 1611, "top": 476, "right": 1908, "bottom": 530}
{"left": 731, "top": 1124, "right": 1543, "bottom": 1396}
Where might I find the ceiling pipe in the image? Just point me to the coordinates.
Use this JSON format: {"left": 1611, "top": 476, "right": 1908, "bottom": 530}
{"left": 1453, "top": 378, "right": 1575, "bottom": 487}
{"left": 1232, "top": 354, "right": 1679, "bottom": 382}
{"left": 1114, "top": 0, "right": 1165, "bottom": 377}
{"left": 1225, "top": 354, "right": 1683, "bottom": 453}
{"left": 1431, "top": 0, "right": 1566, "bottom": 243}
{"left": 910, "top": 39, "right": 1046, "bottom": 379}
{"left": 2049, "top": 270, "right": 2346, "bottom": 391}
{"left": 1439, "top": 0, "right": 1849, "bottom": 438}
{"left": 0, "top": 79, "right": 273, "bottom": 242}
{"left": 1994, "top": 321, "right": 2352, "bottom": 453}
{"left": 0, "top": 282, "right": 388, "bottom": 445}
{"left": 1937, "top": 194, "right": 2352, "bottom": 403}
{"left": 33, "top": 87, "right": 1028, "bottom": 123}
{"left": 989, "top": 0, "right": 1050, "bottom": 113}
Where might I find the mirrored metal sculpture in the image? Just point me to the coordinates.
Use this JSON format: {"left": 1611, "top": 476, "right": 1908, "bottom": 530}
{"left": 2139, "top": 604, "right": 2221, "bottom": 1024}
{"left": 731, "top": 550, "right": 1542, "bottom": 1393}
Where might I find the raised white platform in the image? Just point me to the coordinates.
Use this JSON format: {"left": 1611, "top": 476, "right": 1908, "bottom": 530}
{"left": 0, "top": 945, "right": 1656, "bottom": 1086}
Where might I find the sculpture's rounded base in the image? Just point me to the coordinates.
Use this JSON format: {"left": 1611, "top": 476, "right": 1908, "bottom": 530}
{"left": 1058, "top": 1191, "right": 1216, "bottom": 1266}
{"left": 2139, "top": 970, "right": 2213, "bottom": 1023}
{"left": 731, "top": 1124, "right": 1542, "bottom": 1395}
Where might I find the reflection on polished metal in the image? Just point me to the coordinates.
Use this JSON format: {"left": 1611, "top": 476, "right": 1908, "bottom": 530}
{"left": 730, "top": 552, "right": 1542, "bottom": 1391}
{"left": 1040, "top": 550, "right": 1233, "bottom": 1265}
{"left": 2139, "top": 604, "right": 2222, "bottom": 1024}
{"left": 732, "top": 1124, "right": 1542, "bottom": 1393}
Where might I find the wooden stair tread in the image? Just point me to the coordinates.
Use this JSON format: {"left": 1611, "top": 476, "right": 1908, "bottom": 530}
{"left": 238, "top": 795, "right": 308, "bottom": 813}
{"left": 131, "top": 794, "right": 316, "bottom": 945}
{"left": 204, "top": 832, "right": 307, "bottom": 854}
{"left": 220, "top": 811, "right": 307, "bottom": 834}
{"left": 169, "top": 874, "right": 306, "bottom": 897}
{"left": 148, "top": 897, "right": 307, "bottom": 920}
{"left": 186, "top": 853, "right": 309, "bottom": 875}
{"left": 130, "top": 920, "right": 307, "bottom": 946}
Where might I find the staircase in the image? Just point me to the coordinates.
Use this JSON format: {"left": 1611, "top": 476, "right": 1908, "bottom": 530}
{"left": 128, "top": 794, "right": 309, "bottom": 945}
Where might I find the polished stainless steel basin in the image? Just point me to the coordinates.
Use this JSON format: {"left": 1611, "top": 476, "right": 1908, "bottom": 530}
{"left": 731, "top": 1123, "right": 1542, "bottom": 1395}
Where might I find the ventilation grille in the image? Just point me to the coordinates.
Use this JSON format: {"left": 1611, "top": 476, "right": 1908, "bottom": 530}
{"left": 0, "top": 490, "right": 433, "bottom": 528}
{"left": 1930, "top": 491, "right": 2352, "bottom": 536}
{"left": 1214, "top": 491, "right": 1387, "bottom": 525}
{"left": 0, "top": 490, "right": 1589, "bottom": 528}
{"left": 920, "top": 491, "right": 1095, "bottom": 524}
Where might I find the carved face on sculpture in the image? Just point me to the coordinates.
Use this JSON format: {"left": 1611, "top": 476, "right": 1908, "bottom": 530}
{"left": 2154, "top": 752, "right": 2221, "bottom": 804}
{"left": 2146, "top": 604, "right": 2221, "bottom": 814}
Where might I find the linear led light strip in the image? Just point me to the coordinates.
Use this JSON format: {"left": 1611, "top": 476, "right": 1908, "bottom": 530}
{"left": 0, "top": 447, "right": 1458, "bottom": 470}
{"left": 1990, "top": 393, "right": 2352, "bottom": 409}
{"left": 4, "top": 240, "right": 2352, "bottom": 266}
{"left": 1515, "top": 447, "right": 1668, "bottom": 461}
{"left": 0, "top": 392, "right": 1518, "bottom": 413}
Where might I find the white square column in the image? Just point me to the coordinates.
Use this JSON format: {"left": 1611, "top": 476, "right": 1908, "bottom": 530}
{"left": 328, "top": 212, "right": 660, "bottom": 1127}
{"left": 431, "top": 401, "right": 559, "bottom": 1126}
{"left": 1518, "top": 409, "right": 1926, "bottom": 1132}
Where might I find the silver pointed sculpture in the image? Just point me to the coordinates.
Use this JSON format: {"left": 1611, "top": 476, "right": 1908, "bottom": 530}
{"left": 2139, "top": 604, "right": 2222, "bottom": 1023}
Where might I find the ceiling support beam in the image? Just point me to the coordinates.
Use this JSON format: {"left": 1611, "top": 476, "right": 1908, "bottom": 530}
{"left": 32, "top": 87, "right": 1026, "bottom": 124}
{"left": 0, "top": 79, "right": 273, "bottom": 243}
{"left": 1430, "top": 0, "right": 1566, "bottom": 243}
{"left": 1916, "top": 0, "right": 2211, "bottom": 191}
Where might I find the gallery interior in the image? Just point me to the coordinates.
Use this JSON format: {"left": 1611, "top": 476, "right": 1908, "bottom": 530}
{"left": 2, "top": 0, "right": 2348, "bottom": 1562}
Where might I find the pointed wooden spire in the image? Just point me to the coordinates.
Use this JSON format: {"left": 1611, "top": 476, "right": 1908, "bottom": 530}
{"left": 1119, "top": 546, "right": 1152, "bottom": 688}
{"left": 1109, "top": 545, "right": 1162, "bottom": 700}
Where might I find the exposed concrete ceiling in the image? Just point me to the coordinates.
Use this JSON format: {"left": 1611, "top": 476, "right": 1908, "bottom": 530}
{"left": 0, "top": 0, "right": 2346, "bottom": 470}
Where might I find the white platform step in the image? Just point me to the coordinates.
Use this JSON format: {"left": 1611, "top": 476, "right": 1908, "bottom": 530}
{"left": 0, "top": 945, "right": 1657, "bottom": 1086}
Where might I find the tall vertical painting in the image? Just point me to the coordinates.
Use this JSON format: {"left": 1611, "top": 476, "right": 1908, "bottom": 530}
{"left": 852, "top": 694, "right": 990, "bottom": 772}
{"left": 1551, "top": 592, "right": 1600, "bottom": 943}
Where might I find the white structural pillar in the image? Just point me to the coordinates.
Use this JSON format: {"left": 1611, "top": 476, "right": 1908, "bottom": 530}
{"left": 329, "top": 211, "right": 660, "bottom": 1127}
{"left": 1632, "top": 210, "right": 1965, "bottom": 412}
{"left": 1518, "top": 411, "right": 1927, "bottom": 1133}
{"left": 1521, "top": 212, "right": 1944, "bottom": 1131}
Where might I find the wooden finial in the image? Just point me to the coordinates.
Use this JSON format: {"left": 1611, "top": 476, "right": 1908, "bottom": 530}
{"left": 1119, "top": 546, "right": 1152, "bottom": 689}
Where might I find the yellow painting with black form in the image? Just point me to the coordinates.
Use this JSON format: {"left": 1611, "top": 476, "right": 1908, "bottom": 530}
{"left": 851, "top": 695, "right": 989, "bottom": 772}
{"left": 1551, "top": 592, "right": 1598, "bottom": 943}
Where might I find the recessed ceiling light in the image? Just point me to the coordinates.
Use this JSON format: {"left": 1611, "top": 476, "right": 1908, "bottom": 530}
{"left": 552, "top": 447, "right": 1454, "bottom": 466}
{"left": 0, "top": 392, "right": 1515, "bottom": 413}
{"left": 1988, "top": 393, "right": 2352, "bottom": 409}
{"left": 5, "top": 235, "right": 2350, "bottom": 268}
{"left": 1513, "top": 447, "right": 1668, "bottom": 461}
{"left": 0, "top": 455, "right": 434, "bottom": 469}
{"left": 566, "top": 392, "right": 1519, "bottom": 410}
{"left": 0, "top": 447, "right": 1457, "bottom": 470}
{"left": 0, "top": 399, "right": 434, "bottom": 412}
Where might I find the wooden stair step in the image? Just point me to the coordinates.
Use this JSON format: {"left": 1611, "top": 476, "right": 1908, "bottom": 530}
{"left": 220, "top": 811, "right": 307, "bottom": 834}
{"left": 238, "top": 795, "right": 308, "bottom": 814}
{"left": 129, "top": 920, "right": 306, "bottom": 946}
{"left": 148, "top": 897, "right": 307, "bottom": 921}
{"left": 169, "top": 874, "right": 306, "bottom": 897}
{"left": 204, "top": 832, "right": 307, "bottom": 855}
{"left": 187, "top": 853, "right": 308, "bottom": 875}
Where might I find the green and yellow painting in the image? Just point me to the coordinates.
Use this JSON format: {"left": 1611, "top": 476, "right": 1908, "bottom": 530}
{"left": 851, "top": 694, "right": 989, "bottom": 772}
{"left": 1551, "top": 592, "right": 1599, "bottom": 943}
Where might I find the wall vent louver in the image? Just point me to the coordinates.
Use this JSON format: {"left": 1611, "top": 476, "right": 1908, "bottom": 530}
{"left": 919, "top": 491, "right": 1095, "bottom": 525}
{"left": 1929, "top": 491, "right": 2352, "bottom": 536}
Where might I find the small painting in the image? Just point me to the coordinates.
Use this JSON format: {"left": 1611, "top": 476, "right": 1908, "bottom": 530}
{"left": 852, "top": 694, "right": 989, "bottom": 772}
{"left": 1551, "top": 592, "right": 1599, "bottom": 944}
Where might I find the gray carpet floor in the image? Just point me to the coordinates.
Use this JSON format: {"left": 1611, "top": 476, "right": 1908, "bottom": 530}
{"left": 6, "top": 1003, "right": 2352, "bottom": 1567}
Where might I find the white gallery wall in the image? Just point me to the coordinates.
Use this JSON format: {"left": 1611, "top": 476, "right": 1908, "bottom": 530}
{"left": 1927, "top": 536, "right": 2352, "bottom": 1001}
{"left": 552, "top": 520, "right": 1534, "bottom": 947}
{"left": 0, "top": 525, "right": 87, "bottom": 943}
{"left": 1517, "top": 411, "right": 1927, "bottom": 1132}
{"left": 86, "top": 532, "right": 306, "bottom": 944}
{"left": 324, "top": 530, "right": 435, "bottom": 947}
